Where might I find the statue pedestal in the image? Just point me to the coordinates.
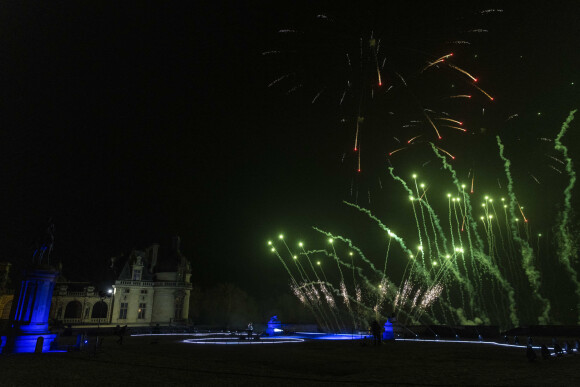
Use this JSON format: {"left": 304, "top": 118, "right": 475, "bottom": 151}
{"left": 2, "top": 266, "right": 59, "bottom": 353}
{"left": 11, "top": 333, "right": 57, "bottom": 353}
{"left": 383, "top": 319, "right": 394, "bottom": 340}
{"left": 266, "top": 316, "right": 282, "bottom": 336}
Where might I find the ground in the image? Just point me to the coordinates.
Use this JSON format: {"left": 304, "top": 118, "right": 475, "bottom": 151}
{"left": 1, "top": 334, "right": 579, "bottom": 386}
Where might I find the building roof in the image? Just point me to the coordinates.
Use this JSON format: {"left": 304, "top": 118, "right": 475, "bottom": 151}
{"left": 114, "top": 236, "right": 190, "bottom": 281}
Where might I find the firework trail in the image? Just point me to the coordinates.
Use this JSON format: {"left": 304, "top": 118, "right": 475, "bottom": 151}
{"left": 497, "top": 136, "right": 550, "bottom": 324}
{"left": 432, "top": 144, "right": 518, "bottom": 326}
{"left": 473, "top": 84, "right": 494, "bottom": 101}
{"left": 553, "top": 110, "right": 580, "bottom": 323}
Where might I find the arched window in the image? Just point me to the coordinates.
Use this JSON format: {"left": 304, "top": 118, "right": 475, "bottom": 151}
{"left": 64, "top": 301, "right": 82, "bottom": 319}
{"left": 91, "top": 301, "right": 108, "bottom": 318}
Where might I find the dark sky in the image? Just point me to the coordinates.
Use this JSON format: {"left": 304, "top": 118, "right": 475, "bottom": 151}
{"left": 1, "top": 1, "right": 579, "bottom": 303}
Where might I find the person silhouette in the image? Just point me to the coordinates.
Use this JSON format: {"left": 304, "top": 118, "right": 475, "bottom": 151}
{"left": 247, "top": 322, "right": 254, "bottom": 339}
{"left": 371, "top": 320, "right": 381, "bottom": 346}
{"left": 526, "top": 345, "right": 537, "bottom": 362}
{"left": 540, "top": 344, "right": 551, "bottom": 360}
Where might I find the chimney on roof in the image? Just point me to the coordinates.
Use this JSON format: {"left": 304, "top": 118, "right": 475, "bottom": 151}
{"left": 148, "top": 244, "right": 160, "bottom": 273}
{"left": 172, "top": 236, "right": 181, "bottom": 252}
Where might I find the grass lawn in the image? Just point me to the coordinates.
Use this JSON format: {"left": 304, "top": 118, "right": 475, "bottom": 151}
{"left": 1, "top": 334, "right": 579, "bottom": 386}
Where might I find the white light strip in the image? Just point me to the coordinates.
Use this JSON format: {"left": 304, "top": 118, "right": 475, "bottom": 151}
{"left": 182, "top": 337, "right": 304, "bottom": 345}
{"left": 396, "top": 338, "right": 579, "bottom": 355}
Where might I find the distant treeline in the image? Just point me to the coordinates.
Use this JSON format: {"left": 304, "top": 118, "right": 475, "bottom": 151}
{"left": 188, "top": 282, "right": 315, "bottom": 330}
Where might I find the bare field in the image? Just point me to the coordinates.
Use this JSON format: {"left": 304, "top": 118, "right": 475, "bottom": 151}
{"left": 1, "top": 335, "right": 579, "bottom": 386}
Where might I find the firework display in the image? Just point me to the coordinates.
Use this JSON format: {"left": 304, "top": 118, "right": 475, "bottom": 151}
{"left": 269, "top": 111, "right": 578, "bottom": 331}
{"left": 265, "top": 5, "right": 579, "bottom": 331}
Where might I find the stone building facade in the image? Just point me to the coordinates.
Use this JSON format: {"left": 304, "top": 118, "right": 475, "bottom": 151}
{"left": 0, "top": 262, "right": 14, "bottom": 324}
{"left": 111, "top": 237, "right": 192, "bottom": 325}
{"left": 44, "top": 236, "right": 192, "bottom": 327}
{"left": 50, "top": 284, "right": 112, "bottom": 326}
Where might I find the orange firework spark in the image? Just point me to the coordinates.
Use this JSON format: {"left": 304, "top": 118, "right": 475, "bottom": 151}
{"left": 436, "top": 52, "right": 454, "bottom": 61}
{"left": 435, "top": 118, "right": 463, "bottom": 125}
{"left": 370, "top": 39, "right": 382, "bottom": 86}
{"left": 423, "top": 112, "right": 442, "bottom": 139}
{"left": 388, "top": 147, "right": 407, "bottom": 156}
{"left": 442, "top": 125, "right": 467, "bottom": 132}
{"left": 470, "top": 174, "right": 475, "bottom": 194}
{"left": 422, "top": 59, "right": 445, "bottom": 72}
{"left": 420, "top": 186, "right": 429, "bottom": 200}
{"left": 354, "top": 116, "right": 364, "bottom": 151}
{"left": 447, "top": 95, "right": 472, "bottom": 99}
{"left": 435, "top": 146, "right": 455, "bottom": 159}
{"left": 449, "top": 64, "right": 478, "bottom": 82}
{"left": 423, "top": 53, "right": 454, "bottom": 72}
{"left": 407, "top": 135, "right": 422, "bottom": 143}
{"left": 473, "top": 84, "right": 494, "bottom": 101}
{"left": 517, "top": 202, "right": 528, "bottom": 223}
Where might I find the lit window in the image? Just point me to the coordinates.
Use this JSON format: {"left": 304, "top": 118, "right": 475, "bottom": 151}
{"left": 138, "top": 303, "right": 147, "bottom": 319}
{"left": 132, "top": 269, "right": 142, "bottom": 281}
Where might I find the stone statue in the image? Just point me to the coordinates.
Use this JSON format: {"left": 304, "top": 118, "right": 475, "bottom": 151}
{"left": 32, "top": 220, "right": 55, "bottom": 265}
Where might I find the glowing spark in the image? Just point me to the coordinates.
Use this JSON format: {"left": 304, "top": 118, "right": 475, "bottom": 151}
{"left": 389, "top": 147, "right": 407, "bottom": 156}
{"left": 435, "top": 146, "right": 455, "bottom": 160}
{"left": 311, "top": 88, "right": 325, "bottom": 104}
{"left": 268, "top": 73, "right": 292, "bottom": 88}
{"left": 355, "top": 285, "right": 362, "bottom": 303}
{"left": 546, "top": 154, "right": 565, "bottom": 165}
{"left": 339, "top": 89, "right": 347, "bottom": 105}
{"left": 529, "top": 172, "right": 540, "bottom": 185}
{"left": 517, "top": 202, "right": 528, "bottom": 223}
{"left": 395, "top": 72, "right": 407, "bottom": 86}
{"left": 424, "top": 111, "right": 442, "bottom": 139}
{"left": 473, "top": 84, "right": 494, "bottom": 101}
{"left": 549, "top": 165, "right": 563, "bottom": 174}
{"left": 354, "top": 116, "right": 364, "bottom": 151}
{"left": 422, "top": 59, "right": 445, "bottom": 72}
{"left": 420, "top": 284, "right": 443, "bottom": 309}
{"left": 449, "top": 64, "right": 478, "bottom": 82}
{"left": 442, "top": 125, "right": 467, "bottom": 132}
{"left": 286, "top": 84, "right": 302, "bottom": 94}
{"left": 340, "top": 282, "right": 350, "bottom": 307}
{"left": 407, "top": 135, "right": 422, "bottom": 144}
{"left": 435, "top": 118, "right": 463, "bottom": 125}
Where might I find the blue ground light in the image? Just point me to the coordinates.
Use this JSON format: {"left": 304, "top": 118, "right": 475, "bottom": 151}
{"left": 131, "top": 331, "right": 580, "bottom": 355}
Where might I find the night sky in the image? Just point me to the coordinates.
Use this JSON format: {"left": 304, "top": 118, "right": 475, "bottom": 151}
{"left": 1, "top": 1, "right": 579, "bottom": 312}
